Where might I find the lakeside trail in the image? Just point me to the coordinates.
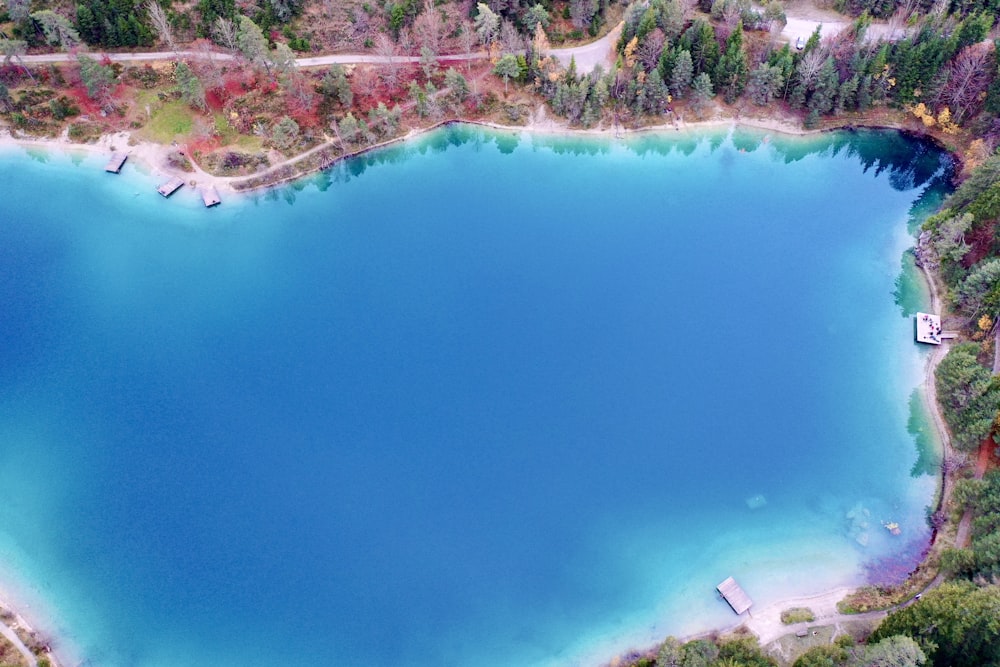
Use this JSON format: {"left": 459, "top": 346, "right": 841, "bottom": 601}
{"left": 18, "top": 25, "right": 624, "bottom": 75}
{"left": 0, "top": 617, "right": 37, "bottom": 667}
{"left": 15, "top": 5, "right": 898, "bottom": 73}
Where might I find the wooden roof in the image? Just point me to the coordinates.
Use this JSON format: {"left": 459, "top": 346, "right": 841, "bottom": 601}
{"left": 717, "top": 576, "right": 752, "bottom": 615}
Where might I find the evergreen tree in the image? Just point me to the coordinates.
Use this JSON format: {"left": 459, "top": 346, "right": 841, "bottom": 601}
{"left": 642, "top": 68, "right": 669, "bottom": 114}
{"left": 807, "top": 56, "right": 839, "bottom": 115}
{"left": 835, "top": 74, "right": 859, "bottom": 112}
{"left": 679, "top": 20, "right": 719, "bottom": 77}
{"left": 175, "top": 61, "right": 206, "bottom": 109}
{"left": 444, "top": 67, "right": 469, "bottom": 104}
{"left": 271, "top": 116, "right": 299, "bottom": 150}
{"left": 670, "top": 49, "right": 693, "bottom": 98}
{"left": 713, "top": 21, "right": 748, "bottom": 103}
{"left": 320, "top": 64, "right": 353, "bottom": 107}
{"left": 493, "top": 53, "right": 520, "bottom": 93}
{"left": 690, "top": 71, "right": 714, "bottom": 117}
{"left": 747, "top": 63, "right": 784, "bottom": 106}
{"left": 338, "top": 113, "right": 360, "bottom": 144}
{"left": 77, "top": 53, "right": 114, "bottom": 101}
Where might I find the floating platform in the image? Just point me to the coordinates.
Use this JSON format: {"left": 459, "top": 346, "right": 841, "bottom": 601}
{"left": 201, "top": 186, "right": 221, "bottom": 208}
{"left": 104, "top": 152, "right": 127, "bottom": 173}
{"left": 915, "top": 313, "right": 958, "bottom": 345}
{"left": 156, "top": 176, "right": 185, "bottom": 198}
{"left": 717, "top": 576, "right": 752, "bottom": 615}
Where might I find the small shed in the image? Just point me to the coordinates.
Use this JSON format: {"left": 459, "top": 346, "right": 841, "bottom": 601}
{"left": 717, "top": 577, "right": 753, "bottom": 615}
{"left": 105, "top": 152, "right": 127, "bottom": 173}
{"left": 156, "top": 176, "right": 184, "bottom": 198}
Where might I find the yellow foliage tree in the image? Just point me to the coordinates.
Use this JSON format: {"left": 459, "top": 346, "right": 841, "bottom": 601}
{"left": 911, "top": 102, "right": 935, "bottom": 127}
{"left": 532, "top": 24, "right": 549, "bottom": 58}
{"left": 937, "top": 107, "right": 959, "bottom": 134}
{"left": 979, "top": 315, "right": 994, "bottom": 332}
{"left": 966, "top": 139, "right": 990, "bottom": 172}
{"left": 624, "top": 36, "right": 638, "bottom": 69}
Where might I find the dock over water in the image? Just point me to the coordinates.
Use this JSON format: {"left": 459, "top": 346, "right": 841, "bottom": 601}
{"left": 157, "top": 176, "right": 184, "bottom": 198}
{"left": 916, "top": 313, "right": 958, "bottom": 345}
{"left": 201, "top": 186, "right": 221, "bottom": 207}
{"left": 717, "top": 577, "right": 752, "bottom": 615}
{"left": 105, "top": 153, "right": 127, "bottom": 173}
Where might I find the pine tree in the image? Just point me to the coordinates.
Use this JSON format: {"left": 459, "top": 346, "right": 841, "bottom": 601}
{"left": 713, "top": 21, "right": 748, "bottom": 104}
{"left": 808, "top": 56, "right": 839, "bottom": 115}
{"left": 670, "top": 49, "right": 693, "bottom": 98}
{"left": 835, "top": 74, "right": 859, "bottom": 112}
{"left": 175, "top": 62, "right": 206, "bottom": 110}
{"left": 642, "top": 68, "right": 669, "bottom": 114}
{"left": 690, "top": 71, "right": 714, "bottom": 117}
{"left": 320, "top": 65, "right": 353, "bottom": 107}
{"left": 747, "top": 63, "right": 783, "bottom": 106}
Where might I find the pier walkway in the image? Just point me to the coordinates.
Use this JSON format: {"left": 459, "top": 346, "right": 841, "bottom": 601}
{"left": 718, "top": 577, "right": 753, "bottom": 615}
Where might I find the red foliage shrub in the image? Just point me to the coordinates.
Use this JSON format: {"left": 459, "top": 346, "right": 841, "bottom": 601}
{"left": 205, "top": 88, "right": 226, "bottom": 111}
{"left": 68, "top": 85, "right": 102, "bottom": 115}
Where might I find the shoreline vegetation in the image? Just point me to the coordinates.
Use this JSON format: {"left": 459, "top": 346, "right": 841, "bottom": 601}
{"left": 1, "top": 0, "right": 999, "bottom": 660}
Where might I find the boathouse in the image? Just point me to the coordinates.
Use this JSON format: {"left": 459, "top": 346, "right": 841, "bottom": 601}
{"left": 105, "top": 153, "right": 127, "bottom": 173}
{"left": 717, "top": 577, "right": 752, "bottom": 615}
{"left": 156, "top": 176, "right": 184, "bottom": 198}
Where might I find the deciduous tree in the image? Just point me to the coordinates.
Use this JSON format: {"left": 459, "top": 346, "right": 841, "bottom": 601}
{"left": 146, "top": 1, "right": 175, "bottom": 52}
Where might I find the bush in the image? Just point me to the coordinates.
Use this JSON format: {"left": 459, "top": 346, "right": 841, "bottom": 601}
{"left": 780, "top": 607, "right": 815, "bottom": 624}
{"left": 49, "top": 96, "right": 79, "bottom": 120}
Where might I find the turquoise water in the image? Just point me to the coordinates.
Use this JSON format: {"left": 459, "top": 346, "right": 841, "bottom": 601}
{"left": 0, "top": 126, "right": 949, "bottom": 667}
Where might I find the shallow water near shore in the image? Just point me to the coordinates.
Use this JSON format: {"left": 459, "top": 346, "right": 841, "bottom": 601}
{"left": 0, "top": 125, "right": 949, "bottom": 667}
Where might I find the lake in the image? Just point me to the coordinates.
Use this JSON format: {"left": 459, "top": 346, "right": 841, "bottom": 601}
{"left": 0, "top": 125, "right": 950, "bottom": 666}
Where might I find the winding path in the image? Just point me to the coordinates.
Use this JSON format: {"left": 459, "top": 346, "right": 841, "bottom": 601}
{"left": 18, "top": 25, "right": 624, "bottom": 74}
{"left": 0, "top": 619, "right": 37, "bottom": 667}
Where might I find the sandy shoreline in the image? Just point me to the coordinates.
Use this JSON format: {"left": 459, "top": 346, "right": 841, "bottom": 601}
{"left": 0, "top": 116, "right": 958, "bottom": 667}
{"left": 0, "top": 106, "right": 856, "bottom": 202}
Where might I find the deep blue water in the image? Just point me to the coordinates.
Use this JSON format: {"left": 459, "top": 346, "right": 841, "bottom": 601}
{"left": 0, "top": 126, "right": 949, "bottom": 666}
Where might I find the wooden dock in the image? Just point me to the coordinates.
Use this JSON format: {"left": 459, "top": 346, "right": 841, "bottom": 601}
{"left": 201, "top": 186, "right": 221, "bottom": 207}
{"left": 156, "top": 176, "right": 185, "bottom": 198}
{"left": 717, "top": 577, "right": 752, "bottom": 615}
{"left": 916, "top": 313, "right": 958, "bottom": 344}
{"left": 916, "top": 312, "right": 941, "bottom": 344}
{"left": 104, "top": 152, "right": 127, "bottom": 173}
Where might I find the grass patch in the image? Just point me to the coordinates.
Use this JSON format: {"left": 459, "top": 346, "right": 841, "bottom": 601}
{"left": 67, "top": 122, "right": 104, "bottom": 143}
{"left": 780, "top": 607, "right": 815, "bottom": 624}
{"left": 142, "top": 100, "right": 194, "bottom": 143}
